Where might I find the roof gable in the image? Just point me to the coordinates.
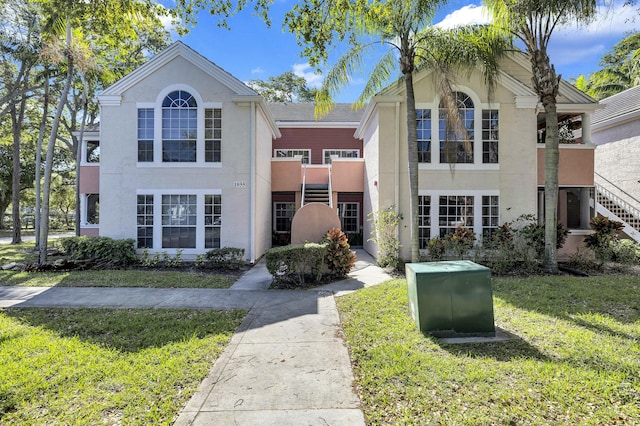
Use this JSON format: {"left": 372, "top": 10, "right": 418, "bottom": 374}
{"left": 99, "top": 41, "right": 257, "bottom": 101}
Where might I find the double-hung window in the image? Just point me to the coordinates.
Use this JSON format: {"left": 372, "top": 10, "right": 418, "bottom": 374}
{"left": 137, "top": 109, "right": 154, "bottom": 162}
{"left": 274, "top": 202, "right": 296, "bottom": 233}
{"left": 204, "top": 194, "right": 222, "bottom": 248}
{"left": 439, "top": 195, "right": 474, "bottom": 237}
{"left": 418, "top": 195, "right": 431, "bottom": 248}
{"left": 416, "top": 109, "right": 431, "bottom": 163}
{"left": 338, "top": 202, "right": 359, "bottom": 233}
{"left": 137, "top": 195, "right": 154, "bottom": 248}
{"left": 482, "top": 110, "right": 499, "bottom": 163}
{"left": 162, "top": 194, "right": 197, "bottom": 248}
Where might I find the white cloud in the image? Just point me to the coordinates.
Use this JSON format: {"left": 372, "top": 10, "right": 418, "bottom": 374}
{"left": 251, "top": 66, "right": 264, "bottom": 74}
{"left": 292, "top": 63, "right": 323, "bottom": 88}
{"left": 435, "top": 4, "right": 490, "bottom": 29}
{"left": 556, "top": 3, "right": 637, "bottom": 40}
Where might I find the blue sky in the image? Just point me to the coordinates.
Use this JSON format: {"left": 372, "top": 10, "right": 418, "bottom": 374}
{"left": 162, "top": 1, "right": 637, "bottom": 102}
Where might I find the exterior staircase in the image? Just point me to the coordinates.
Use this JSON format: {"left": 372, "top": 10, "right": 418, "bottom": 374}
{"left": 302, "top": 184, "right": 331, "bottom": 205}
{"left": 594, "top": 175, "right": 640, "bottom": 242}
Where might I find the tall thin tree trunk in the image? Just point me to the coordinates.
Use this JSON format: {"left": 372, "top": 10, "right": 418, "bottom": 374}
{"left": 75, "top": 79, "right": 88, "bottom": 236}
{"left": 40, "top": 24, "right": 74, "bottom": 264}
{"left": 10, "top": 95, "right": 27, "bottom": 244}
{"left": 35, "top": 75, "right": 50, "bottom": 249}
{"left": 531, "top": 49, "right": 561, "bottom": 273}
{"left": 405, "top": 71, "right": 420, "bottom": 263}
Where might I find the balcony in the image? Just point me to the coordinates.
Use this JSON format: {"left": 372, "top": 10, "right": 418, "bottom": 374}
{"left": 537, "top": 143, "right": 594, "bottom": 186}
{"left": 271, "top": 158, "right": 364, "bottom": 193}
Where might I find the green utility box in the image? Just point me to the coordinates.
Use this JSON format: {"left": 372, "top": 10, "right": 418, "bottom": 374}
{"left": 406, "top": 261, "right": 495, "bottom": 337}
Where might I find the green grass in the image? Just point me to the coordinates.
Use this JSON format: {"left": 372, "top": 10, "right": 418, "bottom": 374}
{"left": 0, "top": 307, "right": 245, "bottom": 425}
{"left": 0, "top": 269, "right": 236, "bottom": 288}
{"left": 0, "top": 243, "right": 237, "bottom": 288}
{"left": 336, "top": 275, "right": 640, "bottom": 425}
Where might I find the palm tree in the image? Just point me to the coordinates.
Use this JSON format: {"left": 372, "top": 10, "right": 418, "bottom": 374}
{"left": 485, "top": 0, "right": 598, "bottom": 273}
{"left": 287, "top": 0, "right": 509, "bottom": 262}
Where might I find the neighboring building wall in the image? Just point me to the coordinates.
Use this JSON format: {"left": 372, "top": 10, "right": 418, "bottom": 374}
{"left": 594, "top": 135, "right": 640, "bottom": 203}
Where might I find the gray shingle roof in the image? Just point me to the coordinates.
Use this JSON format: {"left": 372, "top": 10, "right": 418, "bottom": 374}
{"left": 268, "top": 103, "right": 364, "bottom": 123}
{"left": 592, "top": 85, "right": 640, "bottom": 125}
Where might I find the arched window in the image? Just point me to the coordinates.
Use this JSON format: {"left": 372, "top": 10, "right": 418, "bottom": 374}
{"left": 162, "top": 90, "right": 197, "bottom": 162}
{"left": 439, "top": 91, "right": 474, "bottom": 163}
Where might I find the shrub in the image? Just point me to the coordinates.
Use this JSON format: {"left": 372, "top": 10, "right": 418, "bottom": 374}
{"left": 567, "top": 247, "right": 598, "bottom": 271}
{"left": 445, "top": 226, "right": 476, "bottom": 259}
{"left": 324, "top": 228, "right": 357, "bottom": 277}
{"left": 265, "top": 243, "right": 326, "bottom": 286}
{"left": 610, "top": 239, "right": 640, "bottom": 264}
{"left": 59, "top": 236, "right": 137, "bottom": 266}
{"left": 516, "top": 214, "right": 569, "bottom": 261}
{"left": 427, "top": 237, "right": 446, "bottom": 261}
{"left": 368, "top": 206, "right": 402, "bottom": 269}
{"left": 584, "top": 216, "right": 624, "bottom": 263}
{"left": 200, "top": 247, "right": 245, "bottom": 270}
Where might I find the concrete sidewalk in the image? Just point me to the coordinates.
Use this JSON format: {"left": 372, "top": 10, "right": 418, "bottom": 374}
{"left": 0, "top": 249, "right": 393, "bottom": 425}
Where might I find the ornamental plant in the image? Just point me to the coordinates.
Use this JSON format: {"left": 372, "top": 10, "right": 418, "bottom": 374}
{"left": 324, "top": 228, "right": 357, "bottom": 277}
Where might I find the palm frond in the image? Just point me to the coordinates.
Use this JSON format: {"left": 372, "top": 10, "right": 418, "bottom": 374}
{"left": 354, "top": 49, "right": 396, "bottom": 109}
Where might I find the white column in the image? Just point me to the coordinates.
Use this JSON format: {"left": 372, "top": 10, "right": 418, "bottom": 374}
{"left": 580, "top": 187, "right": 591, "bottom": 229}
{"left": 581, "top": 113, "right": 593, "bottom": 146}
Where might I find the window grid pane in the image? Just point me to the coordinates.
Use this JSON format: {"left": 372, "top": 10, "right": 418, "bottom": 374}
{"left": 86, "top": 194, "right": 99, "bottom": 225}
{"left": 482, "top": 195, "right": 499, "bottom": 240}
{"left": 274, "top": 149, "right": 310, "bottom": 164}
{"left": 338, "top": 202, "right": 359, "bottom": 233}
{"left": 137, "top": 108, "right": 154, "bottom": 162}
{"left": 416, "top": 109, "right": 431, "bottom": 163}
{"left": 323, "top": 150, "right": 359, "bottom": 164}
{"left": 137, "top": 194, "right": 154, "bottom": 248}
{"left": 439, "top": 92, "right": 474, "bottom": 164}
{"left": 274, "top": 202, "right": 296, "bottom": 233}
{"left": 205, "top": 108, "right": 222, "bottom": 163}
{"left": 438, "top": 195, "right": 474, "bottom": 237}
{"left": 205, "top": 194, "right": 222, "bottom": 249}
{"left": 482, "top": 109, "right": 499, "bottom": 164}
{"left": 162, "top": 194, "right": 197, "bottom": 248}
{"left": 418, "top": 195, "right": 431, "bottom": 249}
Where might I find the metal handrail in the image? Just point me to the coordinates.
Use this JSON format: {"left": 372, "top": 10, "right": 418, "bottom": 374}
{"left": 301, "top": 163, "right": 307, "bottom": 206}
{"left": 595, "top": 182, "right": 640, "bottom": 221}
{"left": 594, "top": 172, "right": 640, "bottom": 207}
{"left": 327, "top": 164, "right": 333, "bottom": 208}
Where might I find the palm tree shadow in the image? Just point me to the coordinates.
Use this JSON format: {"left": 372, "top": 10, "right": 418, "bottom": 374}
{"left": 434, "top": 328, "right": 552, "bottom": 362}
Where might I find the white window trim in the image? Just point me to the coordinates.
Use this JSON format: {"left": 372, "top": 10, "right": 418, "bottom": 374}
{"left": 337, "top": 202, "right": 360, "bottom": 233}
{"left": 135, "top": 189, "right": 222, "bottom": 255}
{"left": 80, "top": 139, "right": 100, "bottom": 166}
{"left": 273, "top": 149, "right": 311, "bottom": 163}
{"left": 416, "top": 88, "right": 501, "bottom": 170}
{"left": 135, "top": 87, "right": 224, "bottom": 167}
{"left": 322, "top": 149, "right": 360, "bottom": 164}
{"left": 80, "top": 193, "right": 99, "bottom": 228}
{"left": 418, "top": 189, "right": 500, "bottom": 241}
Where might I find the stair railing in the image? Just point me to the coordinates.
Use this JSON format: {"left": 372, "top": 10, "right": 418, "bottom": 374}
{"left": 328, "top": 164, "right": 333, "bottom": 209}
{"left": 301, "top": 163, "right": 307, "bottom": 206}
{"left": 594, "top": 172, "right": 640, "bottom": 223}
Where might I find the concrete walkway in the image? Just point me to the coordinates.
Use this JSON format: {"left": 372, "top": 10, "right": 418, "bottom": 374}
{"left": 0, "top": 249, "right": 394, "bottom": 425}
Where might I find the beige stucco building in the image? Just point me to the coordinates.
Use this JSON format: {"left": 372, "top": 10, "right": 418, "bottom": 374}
{"left": 80, "top": 42, "right": 602, "bottom": 262}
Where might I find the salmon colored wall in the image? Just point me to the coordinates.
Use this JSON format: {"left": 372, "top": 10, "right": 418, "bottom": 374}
{"left": 331, "top": 159, "right": 364, "bottom": 192}
{"left": 305, "top": 166, "right": 330, "bottom": 184}
{"left": 271, "top": 159, "right": 303, "bottom": 191}
{"left": 79, "top": 166, "right": 99, "bottom": 193}
{"left": 537, "top": 146, "right": 594, "bottom": 186}
{"left": 558, "top": 233, "right": 589, "bottom": 259}
{"left": 275, "top": 128, "right": 362, "bottom": 164}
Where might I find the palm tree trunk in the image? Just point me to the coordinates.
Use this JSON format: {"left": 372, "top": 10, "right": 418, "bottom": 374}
{"left": 531, "top": 49, "right": 561, "bottom": 273}
{"left": 405, "top": 71, "right": 420, "bottom": 263}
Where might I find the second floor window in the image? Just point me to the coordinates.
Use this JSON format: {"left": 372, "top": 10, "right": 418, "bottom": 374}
{"left": 162, "top": 90, "right": 197, "bottom": 162}
{"left": 439, "top": 92, "right": 474, "bottom": 164}
{"left": 274, "top": 149, "right": 310, "bottom": 164}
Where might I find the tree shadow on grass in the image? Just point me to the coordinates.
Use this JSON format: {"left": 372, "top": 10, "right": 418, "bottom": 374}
{"left": 434, "top": 329, "right": 552, "bottom": 363}
{"left": 2, "top": 307, "right": 245, "bottom": 353}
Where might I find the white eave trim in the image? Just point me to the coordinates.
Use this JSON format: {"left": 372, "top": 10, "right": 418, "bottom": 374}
{"left": 100, "top": 41, "right": 257, "bottom": 99}
{"left": 232, "top": 95, "right": 281, "bottom": 139}
{"left": 277, "top": 121, "right": 360, "bottom": 129}
{"left": 98, "top": 95, "right": 122, "bottom": 106}
{"left": 355, "top": 95, "right": 403, "bottom": 138}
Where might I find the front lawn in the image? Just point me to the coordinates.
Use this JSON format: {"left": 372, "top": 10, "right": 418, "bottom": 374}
{"left": 337, "top": 275, "right": 640, "bottom": 425}
{"left": 0, "top": 307, "right": 245, "bottom": 425}
{"left": 0, "top": 243, "right": 237, "bottom": 288}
